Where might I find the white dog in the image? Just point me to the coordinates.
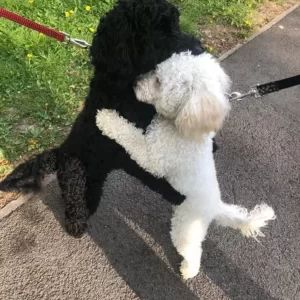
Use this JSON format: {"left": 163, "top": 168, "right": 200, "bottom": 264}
{"left": 96, "top": 52, "right": 276, "bottom": 280}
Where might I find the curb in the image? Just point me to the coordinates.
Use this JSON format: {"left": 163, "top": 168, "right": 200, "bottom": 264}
{"left": 0, "top": 174, "right": 56, "bottom": 220}
{"left": 218, "top": 3, "right": 300, "bottom": 62}
{"left": 0, "top": 192, "right": 34, "bottom": 220}
{"left": 0, "top": 3, "right": 299, "bottom": 220}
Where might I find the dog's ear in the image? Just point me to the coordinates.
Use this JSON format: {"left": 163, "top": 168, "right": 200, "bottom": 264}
{"left": 132, "top": 0, "right": 180, "bottom": 33}
{"left": 175, "top": 89, "right": 229, "bottom": 141}
{"left": 89, "top": 5, "right": 135, "bottom": 80}
{"left": 89, "top": 0, "right": 181, "bottom": 83}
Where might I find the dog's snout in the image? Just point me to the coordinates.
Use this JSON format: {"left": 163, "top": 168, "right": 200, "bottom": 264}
{"left": 191, "top": 46, "right": 204, "bottom": 56}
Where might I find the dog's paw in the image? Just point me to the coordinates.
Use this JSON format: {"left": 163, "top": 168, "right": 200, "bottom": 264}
{"left": 96, "top": 109, "right": 121, "bottom": 132}
{"left": 180, "top": 259, "right": 200, "bottom": 280}
{"left": 65, "top": 218, "right": 87, "bottom": 238}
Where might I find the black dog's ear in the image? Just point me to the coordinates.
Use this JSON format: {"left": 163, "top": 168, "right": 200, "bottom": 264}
{"left": 155, "top": 3, "right": 180, "bottom": 33}
{"left": 134, "top": 1, "right": 180, "bottom": 34}
{"left": 89, "top": 0, "right": 182, "bottom": 82}
{"left": 89, "top": 2, "right": 136, "bottom": 80}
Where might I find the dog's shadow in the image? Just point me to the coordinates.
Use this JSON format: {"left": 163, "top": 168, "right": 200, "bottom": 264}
{"left": 41, "top": 171, "right": 278, "bottom": 300}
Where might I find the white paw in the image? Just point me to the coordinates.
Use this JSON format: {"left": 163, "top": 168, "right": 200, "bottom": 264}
{"left": 96, "top": 109, "right": 120, "bottom": 132}
{"left": 241, "top": 204, "right": 276, "bottom": 239}
{"left": 180, "top": 260, "right": 200, "bottom": 280}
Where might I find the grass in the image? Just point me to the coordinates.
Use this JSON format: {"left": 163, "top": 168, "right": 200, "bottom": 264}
{"left": 0, "top": 0, "right": 286, "bottom": 177}
{"left": 0, "top": 0, "right": 116, "bottom": 173}
{"left": 172, "top": 0, "right": 265, "bottom": 35}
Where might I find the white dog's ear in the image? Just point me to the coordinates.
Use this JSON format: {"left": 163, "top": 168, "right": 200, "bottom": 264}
{"left": 175, "top": 89, "right": 229, "bottom": 141}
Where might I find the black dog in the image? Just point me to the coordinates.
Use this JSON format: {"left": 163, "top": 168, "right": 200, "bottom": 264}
{"left": 0, "top": 0, "right": 216, "bottom": 237}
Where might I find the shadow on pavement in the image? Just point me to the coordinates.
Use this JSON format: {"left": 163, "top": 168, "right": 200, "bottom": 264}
{"left": 40, "top": 174, "right": 279, "bottom": 300}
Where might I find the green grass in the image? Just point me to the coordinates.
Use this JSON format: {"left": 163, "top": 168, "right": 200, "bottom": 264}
{"left": 0, "top": 0, "right": 116, "bottom": 167}
{"left": 174, "top": 0, "right": 264, "bottom": 35}
{"left": 0, "top": 0, "right": 270, "bottom": 175}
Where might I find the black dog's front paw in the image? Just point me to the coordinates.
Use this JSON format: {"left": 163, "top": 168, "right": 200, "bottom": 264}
{"left": 65, "top": 217, "right": 87, "bottom": 238}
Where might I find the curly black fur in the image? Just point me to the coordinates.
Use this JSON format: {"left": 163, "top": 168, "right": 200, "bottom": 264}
{"left": 0, "top": 0, "right": 217, "bottom": 237}
{"left": 0, "top": 150, "right": 58, "bottom": 193}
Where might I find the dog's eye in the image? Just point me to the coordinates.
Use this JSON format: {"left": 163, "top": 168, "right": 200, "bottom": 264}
{"left": 155, "top": 77, "right": 161, "bottom": 84}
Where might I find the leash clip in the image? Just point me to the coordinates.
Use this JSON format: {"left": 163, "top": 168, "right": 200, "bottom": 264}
{"left": 62, "top": 32, "right": 91, "bottom": 49}
{"left": 229, "top": 85, "right": 261, "bottom": 101}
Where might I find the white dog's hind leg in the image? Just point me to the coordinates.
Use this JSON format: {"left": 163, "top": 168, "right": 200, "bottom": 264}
{"left": 171, "top": 200, "right": 213, "bottom": 280}
{"left": 215, "top": 202, "right": 276, "bottom": 239}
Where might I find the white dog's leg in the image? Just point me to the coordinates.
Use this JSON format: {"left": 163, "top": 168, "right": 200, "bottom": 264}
{"left": 171, "top": 200, "right": 213, "bottom": 280}
{"left": 96, "top": 109, "right": 164, "bottom": 177}
{"left": 215, "top": 202, "right": 276, "bottom": 239}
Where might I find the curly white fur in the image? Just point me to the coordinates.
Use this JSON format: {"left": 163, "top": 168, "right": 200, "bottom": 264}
{"left": 135, "top": 52, "right": 231, "bottom": 141}
{"left": 96, "top": 52, "right": 276, "bottom": 280}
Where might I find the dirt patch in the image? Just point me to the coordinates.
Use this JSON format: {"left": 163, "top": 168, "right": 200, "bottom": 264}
{"left": 200, "top": 1, "right": 298, "bottom": 56}
{"left": 0, "top": 155, "right": 32, "bottom": 208}
{"left": 0, "top": 159, "right": 14, "bottom": 208}
{"left": 0, "top": 150, "right": 56, "bottom": 208}
{"left": 200, "top": 24, "right": 242, "bottom": 56}
{"left": 0, "top": 190, "right": 20, "bottom": 209}
{"left": 255, "top": 0, "right": 299, "bottom": 26}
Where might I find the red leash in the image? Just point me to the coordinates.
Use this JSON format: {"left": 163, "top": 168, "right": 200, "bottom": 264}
{"left": 0, "top": 8, "right": 90, "bottom": 48}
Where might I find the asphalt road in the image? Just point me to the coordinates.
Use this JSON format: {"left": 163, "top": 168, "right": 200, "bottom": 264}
{"left": 0, "top": 6, "right": 299, "bottom": 300}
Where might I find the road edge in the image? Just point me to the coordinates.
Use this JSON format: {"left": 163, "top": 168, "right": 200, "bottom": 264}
{"left": 0, "top": 174, "right": 56, "bottom": 220}
{"left": 219, "top": 3, "right": 300, "bottom": 62}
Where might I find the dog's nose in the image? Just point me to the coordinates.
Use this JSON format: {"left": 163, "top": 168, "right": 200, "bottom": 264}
{"left": 192, "top": 46, "right": 204, "bottom": 55}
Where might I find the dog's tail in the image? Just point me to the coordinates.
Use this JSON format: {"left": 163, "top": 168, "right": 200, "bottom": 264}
{"left": 215, "top": 203, "right": 276, "bottom": 239}
{"left": 0, "top": 149, "right": 59, "bottom": 193}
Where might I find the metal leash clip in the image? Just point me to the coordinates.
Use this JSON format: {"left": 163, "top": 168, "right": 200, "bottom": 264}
{"left": 62, "top": 32, "right": 91, "bottom": 49}
{"left": 228, "top": 85, "right": 261, "bottom": 101}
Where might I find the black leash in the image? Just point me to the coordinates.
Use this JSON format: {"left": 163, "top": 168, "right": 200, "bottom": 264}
{"left": 229, "top": 74, "right": 300, "bottom": 101}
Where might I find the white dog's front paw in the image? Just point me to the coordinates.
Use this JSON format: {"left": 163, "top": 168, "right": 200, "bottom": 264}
{"left": 180, "top": 259, "right": 200, "bottom": 280}
{"left": 96, "top": 109, "right": 120, "bottom": 132}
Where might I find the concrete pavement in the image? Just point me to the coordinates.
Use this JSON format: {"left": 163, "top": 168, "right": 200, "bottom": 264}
{"left": 1, "top": 5, "right": 299, "bottom": 300}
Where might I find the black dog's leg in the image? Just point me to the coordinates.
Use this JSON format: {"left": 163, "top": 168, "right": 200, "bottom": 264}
{"left": 85, "top": 177, "right": 105, "bottom": 216}
{"left": 57, "top": 155, "right": 89, "bottom": 238}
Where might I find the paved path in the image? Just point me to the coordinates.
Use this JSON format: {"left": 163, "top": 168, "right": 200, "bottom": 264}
{"left": 1, "top": 6, "right": 299, "bottom": 300}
